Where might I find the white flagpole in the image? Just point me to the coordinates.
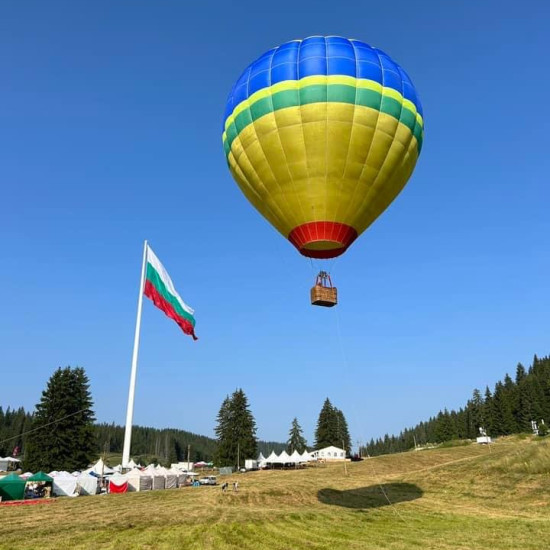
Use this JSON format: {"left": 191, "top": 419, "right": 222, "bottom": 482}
{"left": 122, "top": 240, "right": 148, "bottom": 468}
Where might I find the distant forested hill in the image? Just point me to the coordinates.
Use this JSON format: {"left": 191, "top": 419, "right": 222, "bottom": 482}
{"left": 0, "top": 409, "right": 285, "bottom": 465}
{"left": 364, "top": 354, "right": 550, "bottom": 456}
{"left": 95, "top": 422, "right": 285, "bottom": 464}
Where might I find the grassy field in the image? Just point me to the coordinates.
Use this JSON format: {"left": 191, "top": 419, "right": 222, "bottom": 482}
{"left": 2, "top": 436, "right": 549, "bottom": 549}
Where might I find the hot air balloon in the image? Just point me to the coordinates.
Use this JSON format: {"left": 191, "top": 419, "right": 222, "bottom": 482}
{"left": 222, "top": 36, "right": 423, "bottom": 306}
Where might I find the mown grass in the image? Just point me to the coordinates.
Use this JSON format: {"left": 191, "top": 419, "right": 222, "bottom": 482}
{"left": 1, "top": 436, "right": 549, "bottom": 549}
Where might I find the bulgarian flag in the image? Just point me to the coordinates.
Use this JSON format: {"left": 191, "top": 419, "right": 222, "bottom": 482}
{"left": 144, "top": 245, "right": 198, "bottom": 340}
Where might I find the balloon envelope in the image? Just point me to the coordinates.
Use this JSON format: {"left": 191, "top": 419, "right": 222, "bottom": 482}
{"left": 223, "top": 36, "right": 424, "bottom": 258}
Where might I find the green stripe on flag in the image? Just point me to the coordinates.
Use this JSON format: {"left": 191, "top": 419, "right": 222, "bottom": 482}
{"left": 146, "top": 263, "right": 196, "bottom": 327}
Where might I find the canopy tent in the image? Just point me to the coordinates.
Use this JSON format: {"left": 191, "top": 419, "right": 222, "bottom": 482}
{"left": 77, "top": 473, "right": 98, "bottom": 496}
{"left": 51, "top": 471, "right": 78, "bottom": 497}
{"left": 260, "top": 450, "right": 314, "bottom": 467}
{"left": 28, "top": 472, "right": 53, "bottom": 483}
{"left": 0, "top": 457, "right": 21, "bottom": 472}
{"left": 300, "top": 450, "right": 312, "bottom": 462}
{"left": 126, "top": 459, "right": 137, "bottom": 469}
{"left": 145, "top": 465, "right": 165, "bottom": 490}
{"left": 0, "top": 473, "right": 26, "bottom": 501}
{"left": 156, "top": 466, "right": 177, "bottom": 489}
{"left": 175, "top": 470, "right": 186, "bottom": 486}
{"left": 84, "top": 458, "right": 114, "bottom": 476}
{"left": 166, "top": 468, "right": 183, "bottom": 487}
{"left": 126, "top": 468, "right": 152, "bottom": 492}
{"left": 265, "top": 451, "right": 280, "bottom": 464}
{"left": 257, "top": 452, "right": 267, "bottom": 468}
{"left": 108, "top": 473, "right": 128, "bottom": 494}
{"left": 290, "top": 450, "right": 302, "bottom": 463}
{"left": 278, "top": 451, "right": 291, "bottom": 464}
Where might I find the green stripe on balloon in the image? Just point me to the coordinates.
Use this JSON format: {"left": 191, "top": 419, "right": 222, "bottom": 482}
{"left": 223, "top": 83, "right": 423, "bottom": 158}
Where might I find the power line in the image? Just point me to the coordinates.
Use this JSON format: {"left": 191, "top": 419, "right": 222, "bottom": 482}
{"left": 0, "top": 408, "right": 89, "bottom": 447}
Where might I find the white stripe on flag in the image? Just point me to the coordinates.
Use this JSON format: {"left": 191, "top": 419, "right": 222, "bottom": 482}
{"left": 146, "top": 245, "right": 195, "bottom": 316}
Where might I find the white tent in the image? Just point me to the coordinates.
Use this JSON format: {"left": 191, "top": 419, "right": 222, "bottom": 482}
{"left": 290, "top": 450, "right": 302, "bottom": 463}
{"left": 84, "top": 458, "right": 115, "bottom": 476}
{"left": 127, "top": 459, "right": 137, "bottom": 469}
{"left": 77, "top": 473, "right": 98, "bottom": 496}
{"left": 126, "top": 468, "right": 152, "bottom": 492}
{"left": 175, "top": 470, "right": 186, "bottom": 486}
{"left": 300, "top": 450, "right": 312, "bottom": 462}
{"left": 108, "top": 472, "right": 129, "bottom": 493}
{"left": 145, "top": 465, "right": 165, "bottom": 490}
{"left": 167, "top": 468, "right": 183, "bottom": 487}
{"left": 51, "top": 471, "right": 78, "bottom": 496}
{"left": 278, "top": 450, "right": 291, "bottom": 464}
{"left": 156, "top": 466, "right": 177, "bottom": 489}
{"left": 0, "top": 457, "right": 21, "bottom": 471}
{"left": 266, "top": 451, "right": 281, "bottom": 464}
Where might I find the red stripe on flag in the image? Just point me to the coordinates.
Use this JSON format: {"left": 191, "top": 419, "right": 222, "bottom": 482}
{"left": 144, "top": 280, "right": 198, "bottom": 340}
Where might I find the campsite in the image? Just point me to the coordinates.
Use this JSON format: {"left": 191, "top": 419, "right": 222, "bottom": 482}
{"left": 1, "top": 436, "right": 550, "bottom": 549}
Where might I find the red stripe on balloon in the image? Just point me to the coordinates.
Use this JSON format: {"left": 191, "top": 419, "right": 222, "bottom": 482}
{"left": 288, "top": 222, "right": 358, "bottom": 259}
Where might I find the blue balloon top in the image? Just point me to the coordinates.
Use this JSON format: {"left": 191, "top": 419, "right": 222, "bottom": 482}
{"left": 223, "top": 36, "right": 422, "bottom": 129}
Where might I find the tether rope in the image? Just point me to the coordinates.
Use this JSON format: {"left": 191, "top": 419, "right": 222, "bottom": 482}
{"left": 333, "top": 305, "right": 415, "bottom": 526}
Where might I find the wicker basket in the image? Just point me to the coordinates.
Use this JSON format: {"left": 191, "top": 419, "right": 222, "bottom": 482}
{"left": 310, "top": 285, "right": 338, "bottom": 307}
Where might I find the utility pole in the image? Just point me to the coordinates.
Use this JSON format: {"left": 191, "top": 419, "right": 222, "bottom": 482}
{"left": 343, "top": 439, "right": 348, "bottom": 476}
{"left": 187, "top": 444, "right": 191, "bottom": 467}
{"left": 237, "top": 442, "right": 240, "bottom": 471}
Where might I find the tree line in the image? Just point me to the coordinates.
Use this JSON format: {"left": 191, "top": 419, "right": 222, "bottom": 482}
{"left": 0, "top": 368, "right": 285, "bottom": 471}
{"left": 214, "top": 391, "right": 352, "bottom": 468}
{"left": 2, "top": 366, "right": 354, "bottom": 471}
{"left": 363, "top": 355, "right": 550, "bottom": 456}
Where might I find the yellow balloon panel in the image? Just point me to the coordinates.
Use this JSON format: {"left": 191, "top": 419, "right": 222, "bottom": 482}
{"left": 228, "top": 103, "right": 420, "bottom": 243}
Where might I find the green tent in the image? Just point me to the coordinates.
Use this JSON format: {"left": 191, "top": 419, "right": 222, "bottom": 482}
{"left": 0, "top": 473, "right": 26, "bottom": 501}
{"left": 27, "top": 472, "right": 53, "bottom": 483}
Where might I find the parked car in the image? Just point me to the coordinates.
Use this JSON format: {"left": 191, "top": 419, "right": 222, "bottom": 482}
{"left": 199, "top": 476, "right": 217, "bottom": 485}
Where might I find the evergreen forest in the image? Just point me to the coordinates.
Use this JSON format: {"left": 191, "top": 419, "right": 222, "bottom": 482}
{"left": 2, "top": 355, "right": 549, "bottom": 466}
{"left": 0, "top": 410, "right": 284, "bottom": 466}
{"left": 363, "top": 355, "right": 550, "bottom": 456}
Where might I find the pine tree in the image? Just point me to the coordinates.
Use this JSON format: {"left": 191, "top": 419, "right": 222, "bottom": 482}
{"left": 467, "top": 389, "right": 485, "bottom": 438}
{"left": 214, "top": 389, "right": 257, "bottom": 468}
{"left": 494, "top": 380, "right": 517, "bottom": 435}
{"left": 434, "top": 409, "right": 456, "bottom": 442}
{"left": 483, "top": 386, "right": 496, "bottom": 436}
{"left": 334, "top": 408, "right": 351, "bottom": 454}
{"left": 314, "top": 399, "right": 351, "bottom": 450}
{"left": 214, "top": 396, "right": 232, "bottom": 465}
{"left": 314, "top": 398, "right": 338, "bottom": 449}
{"left": 24, "top": 367, "right": 96, "bottom": 472}
{"left": 286, "top": 418, "right": 307, "bottom": 454}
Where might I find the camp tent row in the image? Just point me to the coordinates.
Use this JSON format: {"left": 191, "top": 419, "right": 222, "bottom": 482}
{"left": 111, "top": 465, "right": 190, "bottom": 493}
{"left": 0, "top": 472, "right": 53, "bottom": 502}
{"left": 257, "top": 450, "right": 314, "bottom": 467}
{"left": 0, "top": 459, "right": 193, "bottom": 501}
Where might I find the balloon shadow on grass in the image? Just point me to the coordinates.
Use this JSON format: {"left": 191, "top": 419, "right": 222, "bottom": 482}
{"left": 318, "top": 483, "right": 423, "bottom": 509}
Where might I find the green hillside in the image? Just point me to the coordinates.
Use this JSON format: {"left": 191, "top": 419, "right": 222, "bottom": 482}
{"left": 2, "top": 435, "right": 549, "bottom": 549}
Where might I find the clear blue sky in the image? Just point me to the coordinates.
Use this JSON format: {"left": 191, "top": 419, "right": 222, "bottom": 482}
{"left": 1, "top": 0, "right": 549, "bottom": 449}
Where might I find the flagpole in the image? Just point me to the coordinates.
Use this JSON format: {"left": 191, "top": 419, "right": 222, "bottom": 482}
{"left": 122, "top": 240, "right": 148, "bottom": 468}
